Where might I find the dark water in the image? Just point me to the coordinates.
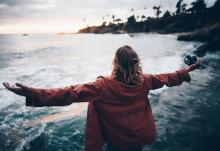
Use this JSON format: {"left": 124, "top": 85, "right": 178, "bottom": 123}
{"left": 0, "top": 34, "right": 219, "bottom": 151}
{"left": 147, "top": 53, "right": 220, "bottom": 151}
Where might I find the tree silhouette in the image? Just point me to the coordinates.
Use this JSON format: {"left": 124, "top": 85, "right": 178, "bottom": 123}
{"left": 125, "top": 15, "right": 137, "bottom": 32}
{"left": 188, "top": 0, "right": 206, "bottom": 13}
{"left": 176, "top": 0, "right": 187, "bottom": 14}
{"left": 115, "top": 18, "right": 122, "bottom": 24}
{"left": 153, "top": 6, "right": 162, "bottom": 18}
{"left": 141, "top": 15, "right": 146, "bottom": 20}
{"left": 163, "top": 10, "right": 171, "bottom": 18}
{"left": 153, "top": 6, "right": 157, "bottom": 12}
{"left": 176, "top": 0, "right": 183, "bottom": 14}
{"left": 181, "top": 3, "right": 187, "bottom": 13}
{"left": 112, "top": 15, "right": 115, "bottom": 23}
{"left": 141, "top": 15, "right": 146, "bottom": 32}
{"left": 127, "top": 15, "right": 136, "bottom": 24}
{"left": 102, "top": 21, "right": 106, "bottom": 26}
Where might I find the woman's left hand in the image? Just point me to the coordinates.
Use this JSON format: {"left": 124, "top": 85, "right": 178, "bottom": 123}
{"left": 186, "top": 60, "right": 202, "bottom": 72}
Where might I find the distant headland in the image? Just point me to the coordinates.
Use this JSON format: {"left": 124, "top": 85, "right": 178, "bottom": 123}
{"left": 78, "top": 0, "right": 220, "bottom": 56}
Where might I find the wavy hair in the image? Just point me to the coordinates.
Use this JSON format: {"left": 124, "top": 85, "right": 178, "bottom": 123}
{"left": 111, "top": 45, "right": 143, "bottom": 85}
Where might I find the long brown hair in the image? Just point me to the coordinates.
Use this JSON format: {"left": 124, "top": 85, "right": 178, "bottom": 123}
{"left": 111, "top": 45, "right": 143, "bottom": 85}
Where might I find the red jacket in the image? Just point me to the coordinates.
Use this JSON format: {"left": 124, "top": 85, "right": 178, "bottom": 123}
{"left": 25, "top": 69, "right": 191, "bottom": 151}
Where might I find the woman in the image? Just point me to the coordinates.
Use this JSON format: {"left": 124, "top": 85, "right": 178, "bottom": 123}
{"left": 3, "top": 45, "right": 200, "bottom": 151}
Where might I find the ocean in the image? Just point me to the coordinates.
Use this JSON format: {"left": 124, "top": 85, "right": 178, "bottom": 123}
{"left": 0, "top": 33, "right": 219, "bottom": 151}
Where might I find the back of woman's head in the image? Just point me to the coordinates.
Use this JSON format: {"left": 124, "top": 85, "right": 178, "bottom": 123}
{"left": 111, "top": 45, "right": 143, "bottom": 85}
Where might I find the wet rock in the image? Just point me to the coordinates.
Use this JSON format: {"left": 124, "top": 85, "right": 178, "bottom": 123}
{"left": 177, "top": 24, "right": 220, "bottom": 56}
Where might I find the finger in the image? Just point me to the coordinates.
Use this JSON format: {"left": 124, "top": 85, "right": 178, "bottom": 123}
{"left": 2, "top": 82, "right": 9, "bottom": 87}
{"left": 2, "top": 82, "right": 12, "bottom": 90}
{"left": 2, "top": 82, "right": 7, "bottom": 87}
{"left": 3, "top": 82, "right": 18, "bottom": 92}
{"left": 15, "top": 83, "right": 28, "bottom": 96}
{"left": 195, "top": 61, "right": 201, "bottom": 65}
{"left": 15, "top": 83, "right": 28, "bottom": 90}
{"left": 193, "top": 61, "right": 201, "bottom": 69}
{"left": 191, "top": 64, "right": 198, "bottom": 70}
{"left": 187, "top": 63, "right": 198, "bottom": 72}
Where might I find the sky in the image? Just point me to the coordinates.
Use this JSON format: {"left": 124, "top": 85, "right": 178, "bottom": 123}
{"left": 0, "top": 0, "right": 216, "bottom": 34}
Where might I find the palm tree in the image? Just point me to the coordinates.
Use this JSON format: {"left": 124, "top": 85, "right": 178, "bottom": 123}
{"left": 153, "top": 6, "right": 157, "bottom": 13}
{"left": 112, "top": 15, "right": 115, "bottom": 23}
{"left": 153, "top": 6, "right": 162, "bottom": 18}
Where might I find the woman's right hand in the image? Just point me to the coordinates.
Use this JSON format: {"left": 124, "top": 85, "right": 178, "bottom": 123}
{"left": 2, "top": 82, "right": 28, "bottom": 97}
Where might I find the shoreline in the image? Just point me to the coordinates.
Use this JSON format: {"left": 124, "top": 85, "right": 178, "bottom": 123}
{"left": 76, "top": 28, "right": 220, "bottom": 57}
{"left": 77, "top": 2, "right": 220, "bottom": 57}
{"left": 76, "top": 29, "right": 220, "bottom": 57}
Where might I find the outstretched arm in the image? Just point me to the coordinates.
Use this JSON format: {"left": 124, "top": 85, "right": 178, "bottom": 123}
{"left": 144, "top": 61, "right": 200, "bottom": 90}
{"left": 2, "top": 77, "right": 103, "bottom": 107}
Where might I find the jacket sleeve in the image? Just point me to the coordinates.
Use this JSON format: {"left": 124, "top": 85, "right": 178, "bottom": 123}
{"left": 25, "top": 77, "right": 103, "bottom": 107}
{"left": 144, "top": 68, "right": 191, "bottom": 90}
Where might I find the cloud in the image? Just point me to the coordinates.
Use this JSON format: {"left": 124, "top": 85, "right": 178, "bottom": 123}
{"left": 0, "top": 0, "right": 53, "bottom": 7}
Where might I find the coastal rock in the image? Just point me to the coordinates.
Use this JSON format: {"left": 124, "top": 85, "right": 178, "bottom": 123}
{"left": 177, "top": 24, "right": 220, "bottom": 56}
{"left": 177, "top": 23, "right": 220, "bottom": 42}
{"left": 78, "top": 26, "right": 98, "bottom": 33}
{"left": 194, "top": 37, "right": 220, "bottom": 57}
